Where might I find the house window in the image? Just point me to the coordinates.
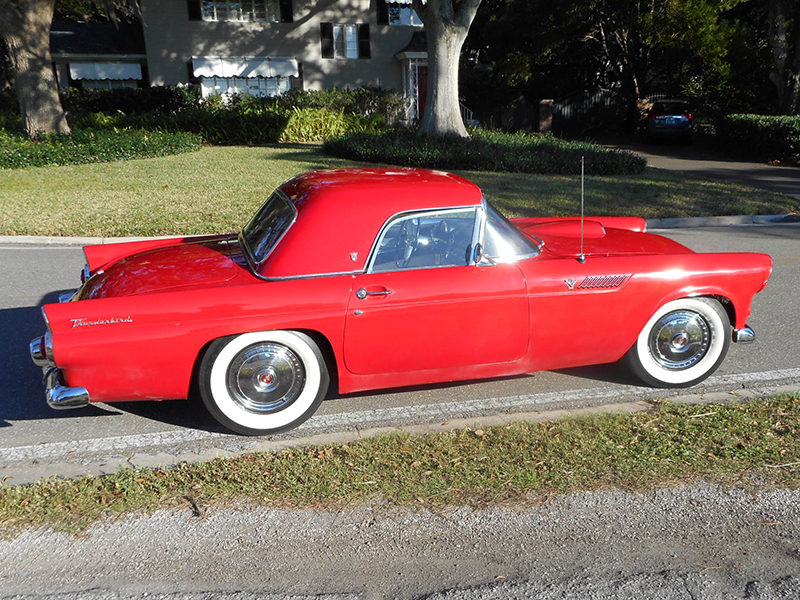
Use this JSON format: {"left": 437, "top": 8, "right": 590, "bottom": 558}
{"left": 201, "top": 0, "right": 279, "bottom": 22}
{"left": 334, "top": 24, "right": 358, "bottom": 58}
{"left": 320, "top": 23, "right": 371, "bottom": 59}
{"left": 200, "top": 76, "right": 291, "bottom": 98}
{"left": 389, "top": 5, "right": 422, "bottom": 26}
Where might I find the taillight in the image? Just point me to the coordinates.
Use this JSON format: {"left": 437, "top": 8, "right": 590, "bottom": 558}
{"left": 649, "top": 113, "right": 660, "bottom": 119}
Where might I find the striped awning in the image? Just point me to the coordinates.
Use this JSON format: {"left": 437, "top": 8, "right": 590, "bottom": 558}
{"left": 192, "top": 56, "right": 299, "bottom": 79}
{"left": 69, "top": 62, "right": 142, "bottom": 80}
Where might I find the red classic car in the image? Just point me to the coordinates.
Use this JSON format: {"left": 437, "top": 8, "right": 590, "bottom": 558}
{"left": 30, "top": 168, "right": 773, "bottom": 435}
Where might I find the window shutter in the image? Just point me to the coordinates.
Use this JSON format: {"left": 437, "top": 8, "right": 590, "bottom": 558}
{"left": 377, "top": 0, "right": 389, "bottom": 25}
{"left": 320, "top": 23, "right": 334, "bottom": 59}
{"left": 358, "top": 24, "right": 371, "bottom": 59}
{"left": 187, "top": 0, "right": 202, "bottom": 21}
{"left": 278, "top": 0, "right": 293, "bottom": 23}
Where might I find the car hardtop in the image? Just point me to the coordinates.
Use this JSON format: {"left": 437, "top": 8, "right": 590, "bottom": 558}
{"left": 255, "top": 168, "right": 486, "bottom": 279}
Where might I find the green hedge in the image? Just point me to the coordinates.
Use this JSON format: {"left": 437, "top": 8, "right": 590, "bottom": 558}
{"left": 58, "top": 87, "right": 404, "bottom": 144}
{"left": 324, "top": 128, "right": 647, "bottom": 175}
{"left": 0, "top": 129, "right": 202, "bottom": 169}
{"left": 717, "top": 114, "right": 800, "bottom": 165}
{"left": 0, "top": 87, "right": 405, "bottom": 145}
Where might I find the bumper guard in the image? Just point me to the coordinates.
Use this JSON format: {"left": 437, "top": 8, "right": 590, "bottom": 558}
{"left": 43, "top": 367, "right": 90, "bottom": 410}
{"left": 732, "top": 326, "right": 756, "bottom": 344}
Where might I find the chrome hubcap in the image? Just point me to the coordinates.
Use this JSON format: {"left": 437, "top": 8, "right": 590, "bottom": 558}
{"left": 227, "top": 343, "right": 305, "bottom": 414}
{"left": 649, "top": 310, "right": 710, "bottom": 370}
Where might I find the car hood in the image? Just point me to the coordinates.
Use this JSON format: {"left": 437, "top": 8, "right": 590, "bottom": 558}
{"left": 79, "top": 239, "right": 242, "bottom": 299}
{"left": 518, "top": 219, "right": 694, "bottom": 258}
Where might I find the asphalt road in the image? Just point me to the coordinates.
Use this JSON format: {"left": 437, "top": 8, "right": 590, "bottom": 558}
{"left": 607, "top": 136, "right": 800, "bottom": 200}
{"left": 1, "top": 223, "right": 799, "bottom": 484}
{"left": 1, "top": 485, "right": 799, "bottom": 599}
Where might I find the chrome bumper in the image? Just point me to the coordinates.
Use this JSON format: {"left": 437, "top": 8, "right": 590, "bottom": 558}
{"left": 30, "top": 335, "right": 90, "bottom": 410}
{"left": 733, "top": 326, "right": 756, "bottom": 344}
{"left": 43, "top": 367, "right": 90, "bottom": 410}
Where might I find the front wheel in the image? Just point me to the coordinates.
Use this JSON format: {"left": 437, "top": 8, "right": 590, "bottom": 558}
{"left": 626, "top": 297, "right": 731, "bottom": 388}
{"left": 199, "top": 330, "right": 329, "bottom": 436}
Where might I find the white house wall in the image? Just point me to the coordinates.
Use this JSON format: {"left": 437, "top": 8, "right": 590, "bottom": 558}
{"left": 140, "top": 0, "right": 415, "bottom": 93}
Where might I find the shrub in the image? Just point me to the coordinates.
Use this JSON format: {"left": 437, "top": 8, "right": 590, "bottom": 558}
{"left": 0, "top": 86, "right": 403, "bottom": 145}
{"left": 323, "top": 128, "right": 647, "bottom": 175}
{"left": 0, "top": 129, "right": 202, "bottom": 169}
{"left": 61, "top": 86, "right": 198, "bottom": 116}
{"left": 716, "top": 114, "right": 800, "bottom": 165}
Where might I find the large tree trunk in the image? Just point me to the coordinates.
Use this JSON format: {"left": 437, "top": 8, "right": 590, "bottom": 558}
{"left": 768, "top": 0, "right": 800, "bottom": 115}
{"left": 414, "top": 0, "right": 482, "bottom": 138}
{"left": 420, "top": 17, "right": 469, "bottom": 136}
{"left": 0, "top": 0, "right": 70, "bottom": 138}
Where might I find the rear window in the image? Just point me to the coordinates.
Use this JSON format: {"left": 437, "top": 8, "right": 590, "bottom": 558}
{"left": 242, "top": 191, "right": 296, "bottom": 263}
{"left": 652, "top": 102, "right": 690, "bottom": 115}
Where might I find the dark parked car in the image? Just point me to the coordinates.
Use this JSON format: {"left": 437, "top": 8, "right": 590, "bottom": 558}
{"left": 647, "top": 100, "right": 693, "bottom": 141}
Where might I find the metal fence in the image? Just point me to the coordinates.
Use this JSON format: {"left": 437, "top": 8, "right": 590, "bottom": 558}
{"left": 552, "top": 89, "right": 635, "bottom": 136}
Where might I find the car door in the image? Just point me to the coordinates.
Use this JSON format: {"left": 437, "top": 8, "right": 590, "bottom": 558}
{"left": 342, "top": 207, "right": 529, "bottom": 375}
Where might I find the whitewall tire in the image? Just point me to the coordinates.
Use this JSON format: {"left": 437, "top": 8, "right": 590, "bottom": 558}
{"left": 199, "top": 330, "right": 329, "bottom": 436}
{"left": 626, "top": 297, "right": 731, "bottom": 388}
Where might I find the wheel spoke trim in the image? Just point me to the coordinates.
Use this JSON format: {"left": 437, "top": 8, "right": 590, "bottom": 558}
{"left": 226, "top": 342, "right": 306, "bottom": 414}
{"left": 649, "top": 310, "right": 710, "bottom": 370}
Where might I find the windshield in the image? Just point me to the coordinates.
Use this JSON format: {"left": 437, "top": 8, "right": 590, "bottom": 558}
{"left": 242, "top": 191, "right": 296, "bottom": 264}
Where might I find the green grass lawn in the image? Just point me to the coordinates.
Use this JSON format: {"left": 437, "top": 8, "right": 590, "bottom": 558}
{"left": 0, "top": 144, "right": 796, "bottom": 237}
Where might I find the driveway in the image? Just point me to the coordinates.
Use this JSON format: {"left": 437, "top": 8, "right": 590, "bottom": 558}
{"left": 606, "top": 136, "right": 800, "bottom": 202}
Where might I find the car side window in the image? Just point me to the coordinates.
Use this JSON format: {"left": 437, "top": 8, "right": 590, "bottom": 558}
{"left": 370, "top": 208, "right": 477, "bottom": 273}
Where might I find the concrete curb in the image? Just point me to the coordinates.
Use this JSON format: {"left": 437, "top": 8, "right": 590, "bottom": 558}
{"left": 646, "top": 213, "right": 797, "bottom": 229}
{"left": 0, "top": 215, "right": 797, "bottom": 246}
{"left": 3, "top": 382, "right": 799, "bottom": 485}
{"left": 0, "top": 235, "right": 176, "bottom": 246}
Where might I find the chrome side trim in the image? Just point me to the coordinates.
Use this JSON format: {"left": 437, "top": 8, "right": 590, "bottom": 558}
{"left": 577, "top": 274, "right": 628, "bottom": 290}
{"left": 733, "top": 327, "right": 756, "bottom": 343}
{"left": 44, "top": 367, "right": 90, "bottom": 410}
{"left": 249, "top": 269, "right": 363, "bottom": 282}
{"left": 59, "top": 290, "right": 77, "bottom": 303}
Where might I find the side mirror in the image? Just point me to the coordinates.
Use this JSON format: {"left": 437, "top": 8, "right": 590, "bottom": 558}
{"left": 471, "top": 243, "right": 495, "bottom": 267}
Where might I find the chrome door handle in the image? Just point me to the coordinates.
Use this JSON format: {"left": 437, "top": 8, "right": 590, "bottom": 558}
{"left": 355, "top": 288, "right": 393, "bottom": 300}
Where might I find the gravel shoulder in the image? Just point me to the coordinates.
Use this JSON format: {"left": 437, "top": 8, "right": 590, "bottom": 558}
{"left": 2, "top": 484, "right": 799, "bottom": 599}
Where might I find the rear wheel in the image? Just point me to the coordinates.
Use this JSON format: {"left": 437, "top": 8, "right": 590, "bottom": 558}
{"left": 199, "top": 330, "right": 329, "bottom": 436}
{"left": 626, "top": 297, "right": 730, "bottom": 388}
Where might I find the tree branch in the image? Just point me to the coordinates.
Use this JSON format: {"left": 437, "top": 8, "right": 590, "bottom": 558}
{"left": 453, "top": 0, "right": 483, "bottom": 29}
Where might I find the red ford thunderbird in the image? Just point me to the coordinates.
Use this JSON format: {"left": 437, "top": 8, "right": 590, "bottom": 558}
{"left": 30, "top": 168, "right": 773, "bottom": 435}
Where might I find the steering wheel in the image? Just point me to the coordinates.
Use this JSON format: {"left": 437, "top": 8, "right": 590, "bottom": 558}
{"left": 395, "top": 217, "right": 420, "bottom": 268}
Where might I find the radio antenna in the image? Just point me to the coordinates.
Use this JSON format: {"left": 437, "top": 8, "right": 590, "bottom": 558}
{"left": 578, "top": 156, "right": 586, "bottom": 263}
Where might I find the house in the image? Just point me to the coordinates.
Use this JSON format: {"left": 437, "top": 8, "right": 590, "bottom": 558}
{"left": 50, "top": 1, "right": 429, "bottom": 120}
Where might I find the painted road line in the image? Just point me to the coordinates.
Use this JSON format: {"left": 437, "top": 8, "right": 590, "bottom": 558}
{"left": 2, "top": 367, "right": 800, "bottom": 464}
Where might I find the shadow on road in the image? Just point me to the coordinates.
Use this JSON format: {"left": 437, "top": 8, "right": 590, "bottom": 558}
{"left": 0, "top": 291, "right": 220, "bottom": 433}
